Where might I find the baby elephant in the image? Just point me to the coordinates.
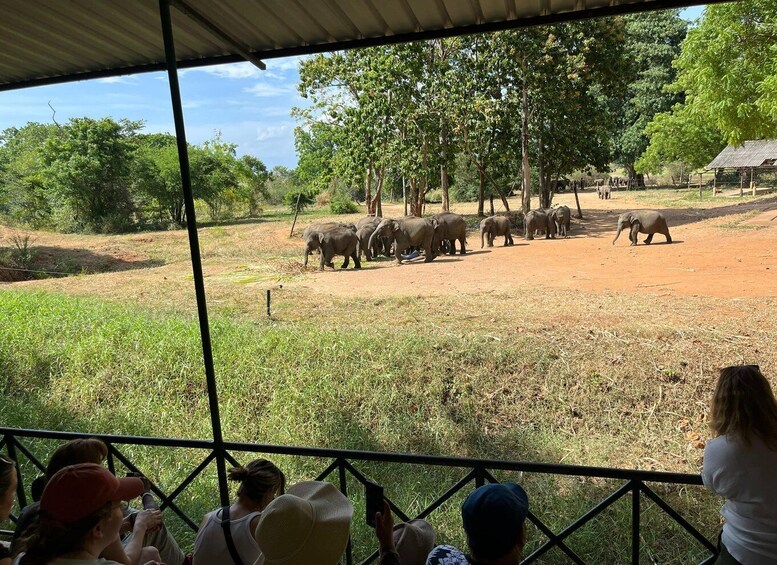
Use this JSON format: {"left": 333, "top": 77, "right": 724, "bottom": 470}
{"left": 480, "top": 215, "right": 513, "bottom": 247}
{"left": 549, "top": 206, "right": 571, "bottom": 238}
{"left": 613, "top": 210, "right": 672, "bottom": 246}
{"left": 318, "top": 226, "right": 361, "bottom": 270}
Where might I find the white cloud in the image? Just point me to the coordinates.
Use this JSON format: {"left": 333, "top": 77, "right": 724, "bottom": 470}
{"left": 256, "top": 123, "right": 292, "bottom": 141}
{"left": 97, "top": 76, "right": 137, "bottom": 84}
{"left": 243, "top": 83, "right": 296, "bottom": 97}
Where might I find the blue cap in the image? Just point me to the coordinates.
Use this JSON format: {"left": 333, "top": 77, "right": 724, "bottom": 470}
{"left": 461, "top": 483, "right": 529, "bottom": 560}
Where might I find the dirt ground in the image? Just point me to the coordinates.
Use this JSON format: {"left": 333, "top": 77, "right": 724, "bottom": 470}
{"left": 2, "top": 188, "right": 777, "bottom": 302}
{"left": 296, "top": 190, "right": 777, "bottom": 300}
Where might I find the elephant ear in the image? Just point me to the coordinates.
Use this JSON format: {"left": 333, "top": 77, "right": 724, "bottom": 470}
{"left": 431, "top": 218, "right": 439, "bottom": 229}
{"left": 628, "top": 215, "right": 640, "bottom": 226}
{"left": 318, "top": 233, "right": 325, "bottom": 243}
{"left": 391, "top": 220, "right": 400, "bottom": 233}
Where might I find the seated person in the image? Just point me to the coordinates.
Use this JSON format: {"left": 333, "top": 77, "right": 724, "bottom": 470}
{"left": 13, "top": 438, "right": 182, "bottom": 565}
{"left": 253, "top": 481, "right": 353, "bottom": 565}
{"left": 374, "top": 500, "right": 436, "bottom": 565}
{"left": 193, "top": 459, "right": 285, "bottom": 565}
{"left": 17, "top": 463, "right": 160, "bottom": 565}
{"left": 1, "top": 455, "right": 18, "bottom": 565}
{"left": 426, "top": 483, "right": 529, "bottom": 565}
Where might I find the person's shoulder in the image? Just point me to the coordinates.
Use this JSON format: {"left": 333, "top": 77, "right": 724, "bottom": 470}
{"left": 426, "top": 544, "right": 469, "bottom": 564}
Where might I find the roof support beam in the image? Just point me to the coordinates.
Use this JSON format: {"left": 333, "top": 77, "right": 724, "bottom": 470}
{"left": 169, "top": 0, "right": 266, "bottom": 71}
{"left": 158, "top": 0, "right": 230, "bottom": 507}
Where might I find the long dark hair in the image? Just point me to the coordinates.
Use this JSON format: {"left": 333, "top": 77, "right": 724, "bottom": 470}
{"left": 45, "top": 438, "right": 108, "bottom": 480}
{"left": 711, "top": 365, "right": 777, "bottom": 450}
{"left": 228, "top": 459, "right": 285, "bottom": 507}
{"left": 18, "top": 503, "right": 112, "bottom": 565}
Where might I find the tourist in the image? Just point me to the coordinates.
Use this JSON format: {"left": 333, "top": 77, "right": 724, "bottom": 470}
{"left": 374, "top": 500, "right": 436, "bottom": 564}
{"left": 0, "top": 455, "right": 18, "bottom": 565}
{"left": 193, "top": 459, "right": 285, "bottom": 565}
{"left": 702, "top": 365, "right": 777, "bottom": 564}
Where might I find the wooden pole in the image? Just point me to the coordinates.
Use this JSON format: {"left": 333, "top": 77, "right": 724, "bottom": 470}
{"left": 698, "top": 173, "right": 702, "bottom": 198}
{"left": 573, "top": 182, "right": 583, "bottom": 219}
{"left": 289, "top": 191, "right": 303, "bottom": 238}
{"left": 751, "top": 167, "right": 756, "bottom": 196}
{"left": 740, "top": 170, "right": 744, "bottom": 197}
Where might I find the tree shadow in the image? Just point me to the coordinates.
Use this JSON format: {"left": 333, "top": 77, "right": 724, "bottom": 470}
{"left": 2, "top": 245, "right": 165, "bottom": 280}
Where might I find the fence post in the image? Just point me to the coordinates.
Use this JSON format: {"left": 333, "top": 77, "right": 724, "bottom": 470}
{"left": 632, "top": 481, "right": 641, "bottom": 564}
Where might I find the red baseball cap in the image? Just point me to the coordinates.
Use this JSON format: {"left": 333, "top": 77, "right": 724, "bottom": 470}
{"left": 40, "top": 463, "right": 144, "bottom": 524}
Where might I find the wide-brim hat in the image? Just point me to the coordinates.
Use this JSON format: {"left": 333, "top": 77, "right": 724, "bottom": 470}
{"left": 40, "top": 463, "right": 144, "bottom": 524}
{"left": 393, "top": 519, "right": 436, "bottom": 565}
{"left": 253, "top": 481, "right": 353, "bottom": 565}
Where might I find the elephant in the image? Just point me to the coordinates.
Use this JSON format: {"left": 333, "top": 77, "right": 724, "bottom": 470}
{"left": 431, "top": 212, "right": 467, "bottom": 255}
{"left": 612, "top": 210, "right": 672, "bottom": 246}
{"left": 317, "top": 225, "right": 361, "bottom": 270}
{"left": 524, "top": 210, "right": 555, "bottom": 240}
{"left": 302, "top": 222, "right": 356, "bottom": 267}
{"left": 368, "top": 216, "right": 438, "bottom": 264}
{"left": 356, "top": 216, "right": 392, "bottom": 259}
{"left": 480, "top": 215, "right": 513, "bottom": 247}
{"left": 597, "top": 185, "right": 611, "bottom": 200}
{"left": 549, "top": 206, "right": 571, "bottom": 238}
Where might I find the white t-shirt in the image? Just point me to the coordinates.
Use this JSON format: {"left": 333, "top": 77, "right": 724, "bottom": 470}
{"left": 193, "top": 507, "right": 262, "bottom": 565}
{"left": 702, "top": 434, "right": 777, "bottom": 565}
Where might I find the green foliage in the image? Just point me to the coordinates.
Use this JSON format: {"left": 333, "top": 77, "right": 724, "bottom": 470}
{"left": 283, "top": 189, "right": 314, "bottom": 213}
{"left": 329, "top": 193, "right": 358, "bottom": 214}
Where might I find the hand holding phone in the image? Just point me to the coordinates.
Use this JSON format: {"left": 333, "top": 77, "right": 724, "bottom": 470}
{"left": 364, "top": 480, "right": 384, "bottom": 528}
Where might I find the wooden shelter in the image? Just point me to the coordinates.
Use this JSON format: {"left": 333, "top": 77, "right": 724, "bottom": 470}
{"left": 707, "top": 139, "right": 777, "bottom": 195}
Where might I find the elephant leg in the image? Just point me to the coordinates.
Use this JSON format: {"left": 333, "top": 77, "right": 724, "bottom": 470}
{"left": 448, "top": 239, "right": 456, "bottom": 255}
{"left": 644, "top": 233, "right": 654, "bottom": 245}
{"left": 352, "top": 251, "right": 361, "bottom": 269}
{"left": 664, "top": 231, "right": 672, "bottom": 244}
{"left": 629, "top": 224, "right": 640, "bottom": 245}
{"left": 459, "top": 236, "right": 466, "bottom": 255}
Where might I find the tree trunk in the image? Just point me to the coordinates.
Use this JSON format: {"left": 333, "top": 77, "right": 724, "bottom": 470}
{"left": 477, "top": 163, "right": 485, "bottom": 217}
{"left": 489, "top": 195, "right": 495, "bottom": 216}
{"left": 402, "top": 175, "right": 408, "bottom": 216}
{"left": 521, "top": 75, "right": 531, "bottom": 214}
{"left": 371, "top": 164, "right": 385, "bottom": 217}
{"left": 365, "top": 163, "right": 374, "bottom": 214}
{"left": 440, "top": 119, "right": 450, "bottom": 212}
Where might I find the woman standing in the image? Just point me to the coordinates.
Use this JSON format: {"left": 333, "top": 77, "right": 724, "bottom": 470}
{"left": 702, "top": 365, "right": 777, "bottom": 565}
{"left": 193, "top": 459, "right": 285, "bottom": 565}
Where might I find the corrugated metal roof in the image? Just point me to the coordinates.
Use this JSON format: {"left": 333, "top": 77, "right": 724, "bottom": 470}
{"left": 1, "top": 0, "right": 723, "bottom": 91}
{"left": 707, "top": 139, "right": 777, "bottom": 169}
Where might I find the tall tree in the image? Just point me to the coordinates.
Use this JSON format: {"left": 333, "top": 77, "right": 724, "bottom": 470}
{"left": 612, "top": 11, "right": 687, "bottom": 184}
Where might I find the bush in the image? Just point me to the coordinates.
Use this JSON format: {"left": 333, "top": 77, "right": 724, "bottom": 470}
{"left": 330, "top": 194, "right": 358, "bottom": 214}
{"left": 283, "top": 190, "right": 315, "bottom": 213}
{"left": 425, "top": 189, "right": 443, "bottom": 203}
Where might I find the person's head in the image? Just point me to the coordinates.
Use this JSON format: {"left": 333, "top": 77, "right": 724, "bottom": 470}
{"left": 45, "top": 438, "right": 108, "bottom": 480}
{"left": 20, "top": 463, "right": 144, "bottom": 565}
{"left": 461, "top": 483, "right": 529, "bottom": 564}
{"left": 253, "top": 481, "right": 353, "bottom": 565}
{"left": 711, "top": 365, "right": 777, "bottom": 449}
{"left": 228, "top": 459, "right": 285, "bottom": 509}
{"left": 0, "top": 455, "right": 18, "bottom": 521}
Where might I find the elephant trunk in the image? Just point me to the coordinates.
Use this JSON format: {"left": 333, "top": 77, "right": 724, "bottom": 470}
{"left": 304, "top": 245, "right": 310, "bottom": 267}
{"left": 612, "top": 221, "right": 624, "bottom": 245}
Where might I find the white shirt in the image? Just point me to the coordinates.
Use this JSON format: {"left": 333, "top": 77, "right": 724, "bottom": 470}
{"left": 702, "top": 434, "right": 777, "bottom": 565}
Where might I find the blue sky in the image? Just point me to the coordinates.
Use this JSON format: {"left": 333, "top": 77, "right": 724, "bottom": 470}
{"left": 0, "top": 6, "right": 704, "bottom": 170}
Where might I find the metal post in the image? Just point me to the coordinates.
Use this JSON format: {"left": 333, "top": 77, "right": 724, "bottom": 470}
{"left": 632, "top": 481, "right": 640, "bottom": 564}
{"left": 266, "top": 289, "right": 271, "bottom": 317}
{"left": 337, "top": 460, "right": 353, "bottom": 565}
{"left": 158, "top": 0, "right": 229, "bottom": 506}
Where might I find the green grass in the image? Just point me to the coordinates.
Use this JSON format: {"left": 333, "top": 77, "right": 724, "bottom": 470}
{"left": 0, "top": 289, "right": 724, "bottom": 562}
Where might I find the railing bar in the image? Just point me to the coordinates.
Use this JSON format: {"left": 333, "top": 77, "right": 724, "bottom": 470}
{"left": 107, "top": 445, "right": 198, "bottom": 530}
{"left": 106, "top": 444, "right": 116, "bottom": 475}
{"left": 224, "top": 451, "right": 241, "bottom": 468}
{"left": 415, "top": 469, "right": 477, "bottom": 520}
{"left": 0, "top": 428, "right": 705, "bottom": 486}
{"left": 639, "top": 483, "right": 718, "bottom": 553}
{"left": 338, "top": 460, "right": 353, "bottom": 565}
{"left": 524, "top": 481, "right": 633, "bottom": 562}
{"left": 159, "top": 452, "right": 217, "bottom": 510}
{"left": 316, "top": 459, "right": 340, "bottom": 481}
{"left": 358, "top": 549, "right": 379, "bottom": 564}
{"left": 632, "top": 480, "right": 640, "bottom": 564}
{"left": 7, "top": 437, "right": 46, "bottom": 472}
{"left": 522, "top": 509, "right": 585, "bottom": 565}
{"left": 5, "top": 439, "right": 27, "bottom": 509}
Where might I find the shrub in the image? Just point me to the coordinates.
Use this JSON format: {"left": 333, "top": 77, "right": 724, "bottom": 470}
{"left": 283, "top": 190, "right": 315, "bottom": 213}
{"left": 424, "top": 189, "right": 443, "bottom": 203}
{"left": 330, "top": 194, "right": 358, "bottom": 214}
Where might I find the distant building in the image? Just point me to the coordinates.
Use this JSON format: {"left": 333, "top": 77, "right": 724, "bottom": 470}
{"left": 706, "top": 140, "right": 777, "bottom": 194}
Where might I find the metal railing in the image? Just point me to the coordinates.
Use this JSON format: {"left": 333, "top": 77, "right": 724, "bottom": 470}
{"left": 1, "top": 427, "right": 717, "bottom": 564}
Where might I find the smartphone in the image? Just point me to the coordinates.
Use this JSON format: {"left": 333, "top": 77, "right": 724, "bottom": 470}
{"left": 364, "top": 479, "right": 384, "bottom": 528}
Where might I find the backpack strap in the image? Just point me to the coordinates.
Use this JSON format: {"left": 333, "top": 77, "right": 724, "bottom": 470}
{"left": 220, "top": 506, "right": 245, "bottom": 565}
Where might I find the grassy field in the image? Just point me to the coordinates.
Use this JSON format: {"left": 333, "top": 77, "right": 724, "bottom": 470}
{"left": 2, "top": 188, "right": 776, "bottom": 562}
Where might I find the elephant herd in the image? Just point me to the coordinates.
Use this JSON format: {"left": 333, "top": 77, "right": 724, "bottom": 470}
{"left": 302, "top": 208, "right": 672, "bottom": 270}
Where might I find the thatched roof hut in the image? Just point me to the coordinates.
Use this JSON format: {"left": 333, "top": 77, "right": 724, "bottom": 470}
{"left": 707, "top": 140, "right": 777, "bottom": 170}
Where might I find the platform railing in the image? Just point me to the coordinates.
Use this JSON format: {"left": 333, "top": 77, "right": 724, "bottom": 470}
{"left": 0, "top": 427, "right": 717, "bottom": 564}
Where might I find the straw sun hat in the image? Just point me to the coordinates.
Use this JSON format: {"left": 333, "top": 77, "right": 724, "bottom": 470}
{"left": 253, "top": 481, "right": 353, "bottom": 565}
